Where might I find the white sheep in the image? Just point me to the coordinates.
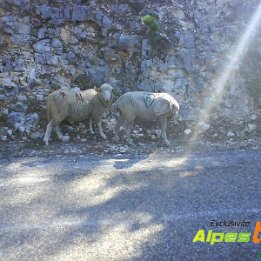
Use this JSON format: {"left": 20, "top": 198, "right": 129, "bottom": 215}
{"left": 43, "top": 83, "right": 113, "bottom": 146}
{"left": 114, "top": 91, "right": 179, "bottom": 146}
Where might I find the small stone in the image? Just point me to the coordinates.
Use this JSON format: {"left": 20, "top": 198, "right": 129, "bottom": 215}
{"left": 26, "top": 113, "right": 39, "bottom": 128}
{"left": 30, "top": 131, "right": 44, "bottom": 140}
{"left": 67, "top": 51, "right": 76, "bottom": 62}
{"left": 227, "top": 131, "right": 235, "bottom": 137}
{"left": 64, "top": 135, "right": 70, "bottom": 141}
{"left": 51, "top": 38, "right": 63, "bottom": 48}
{"left": 111, "top": 4, "right": 130, "bottom": 15}
{"left": 8, "top": 112, "right": 25, "bottom": 129}
{"left": 1, "top": 108, "right": 8, "bottom": 115}
{"left": 69, "top": 35, "right": 78, "bottom": 44}
{"left": 1, "top": 135, "right": 7, "bottom": 141}
{"left": 112, "top": 33, "right": 139, "bottom": 56}
{"left": 151, "top": 135, "right": 156, "bottom": 140}
{"left": 17, "top": 95, "right": 27, "bottom": 102}
{"left": 0, "top": 95, "right": 6, "bottom": 101}
{"left": 119, "top": 146, "right": 128, "bottom": 153}
{"left": 248, "top": 123, "right": 257, "bottom": 131}
{"left": 199, "top": 122, "right": 210, "bottom": 131}
{"left": 18, "top": 126, "right": 25, "bottom": 133}
{"left": 36, "top": 94, "right": 44, "bottom": 101}
{"left": 7, "top": 129, "right": 12, "bottom": 136}
{"left": 80, "top": 138, "right": 87, "bottom": 142}
{"left": 184, "top": 128, "right": 192, "bottom": 135}
{"left": 12, "top": 102, "right": 28, "bottom": 113}
{"left": 33, "top": 39, "right": 51, "bottom": 53}
{"left": 71, "top": 5, "right": 88, "bottom": 21}
{"left": 249, "top": 114, "right": 257, "bottom": 121}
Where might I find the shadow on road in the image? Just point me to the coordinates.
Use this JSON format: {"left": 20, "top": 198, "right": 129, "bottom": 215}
{"left": 0, "top": 149, "right": 261, "bottom": 260}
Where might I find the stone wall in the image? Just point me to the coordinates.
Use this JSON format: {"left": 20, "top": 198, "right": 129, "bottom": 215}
{"left": 0, "top": 0, "right": 260, "bottom": 142}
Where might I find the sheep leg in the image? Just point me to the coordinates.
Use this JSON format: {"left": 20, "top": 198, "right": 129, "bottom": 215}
{"left": 43, "top": 120, "right": 55, "bottom": 146}
{"left": 125, "top": 121, "right": 134, "bottom": 146}
{"left": 114, "top": 115, "right": 124, "bottom": 142}
{"left": 160, "top": 117, "right": 170, "bottom": 146}
{"left": 55, "top": 125, "right": 64, "bottom": 140}
{"left": 89, "top": 117, "right": 95, "bottom": 134}
{"left": 97, "top": 120, "right": 107, "bottom": 140}
{"left": 55, "top": 125, "right": 68, "bottom": 142}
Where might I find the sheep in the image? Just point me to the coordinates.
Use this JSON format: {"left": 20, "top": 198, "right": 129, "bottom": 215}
{"left": 114, "top": 91, "right": 179, "bottom": 146}
{"left": 43, "top": 83, "right": 113, "bottom": 146}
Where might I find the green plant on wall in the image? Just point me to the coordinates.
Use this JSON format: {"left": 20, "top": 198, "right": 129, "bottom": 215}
{"left": 141, "top": 14, "right": 171, "bottom": 54}
{"left": 141, "top": 15, "right": 160, "bottom": 45}
{"left": 142, "top": 15, "right": 159, "bottom": 34}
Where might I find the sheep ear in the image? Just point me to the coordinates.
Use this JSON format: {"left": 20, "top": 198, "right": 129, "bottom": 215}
{"left": 154, "top": 99, "right": 171, "bottom": 116}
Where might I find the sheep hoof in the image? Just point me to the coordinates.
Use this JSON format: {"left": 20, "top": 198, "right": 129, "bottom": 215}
{"left": 44, "top": 140, "right": 49, "bottom": 146}
{"left": 164, "top": 140, "right": 170, "bottom": 147}
{"left": 90, "top": 131, "right": 95, "bottom": 135}
{"left": 101, "top": 134, "right": 107, "bottom": 140}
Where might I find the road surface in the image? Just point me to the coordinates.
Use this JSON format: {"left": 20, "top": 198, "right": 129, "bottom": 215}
{"left": 0, "top": 149, "right": 260, "bottom": 260}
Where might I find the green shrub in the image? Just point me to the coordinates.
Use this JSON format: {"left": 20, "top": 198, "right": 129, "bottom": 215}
{"left": 141, "top": 15, "right": 159, "bottom": 34}
{"left": 141, "top": 15, "right": 168, "bottom": 49}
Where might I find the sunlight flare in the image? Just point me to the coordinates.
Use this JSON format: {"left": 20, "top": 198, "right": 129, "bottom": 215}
{"left": 190, "top": 3, "right": 261, "bottom": 143}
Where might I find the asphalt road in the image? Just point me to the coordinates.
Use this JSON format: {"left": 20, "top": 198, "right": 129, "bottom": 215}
{"left": 0, "top": 149, "right": 260, "bottom": 260}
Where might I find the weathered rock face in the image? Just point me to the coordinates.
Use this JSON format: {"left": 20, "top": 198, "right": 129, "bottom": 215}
{"left": 0, "top": 0, "right": 260, "bottom": 141}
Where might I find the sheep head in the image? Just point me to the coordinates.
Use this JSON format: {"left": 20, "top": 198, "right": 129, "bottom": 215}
{"left": 97, "top": 83, "right": 113, "bottom": 103}
{"left": 153, "top": 94, "right": 179, "bottom": 117}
